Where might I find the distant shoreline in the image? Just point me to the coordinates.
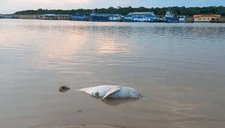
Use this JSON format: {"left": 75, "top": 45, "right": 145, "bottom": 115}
{"left": 0, "top": 16, "right": 195, "bottom": 23}
{"left": 13, "top": 6, "right": 225, "bottom": 17}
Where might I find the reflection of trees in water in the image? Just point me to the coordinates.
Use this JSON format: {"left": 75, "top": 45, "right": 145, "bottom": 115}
{"left": 151, "top": 25, "right": 225, "bottom": 42}
{"left": 192, "top": 26, "right": 225, "bottom": 37}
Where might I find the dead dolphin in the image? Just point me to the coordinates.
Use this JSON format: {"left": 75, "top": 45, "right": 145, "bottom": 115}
{"left": 77, "top": 85, "right": 142, "bottom": 100}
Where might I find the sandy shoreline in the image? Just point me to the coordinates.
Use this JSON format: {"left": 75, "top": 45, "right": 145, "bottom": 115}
{"left": 53, "top": 124, "right": 124, "bottom": 128}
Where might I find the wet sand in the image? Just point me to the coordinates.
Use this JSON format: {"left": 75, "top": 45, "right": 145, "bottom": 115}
{"left": 53, "top": 124, "right": 122, "bottom": 128}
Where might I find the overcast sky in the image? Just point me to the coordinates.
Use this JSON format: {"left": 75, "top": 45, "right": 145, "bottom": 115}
{"left": 0, "top": 0, "right": 224, "bottom": 14}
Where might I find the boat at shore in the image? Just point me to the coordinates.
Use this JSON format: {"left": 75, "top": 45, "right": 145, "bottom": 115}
{"left": 210, "top": 18, "right": 225, "bottom": 23}
{"left": 162, "top": 9, "right": 179, "bottom": 23}
{"left": 161, "top": 9, "right": 186, "bottom": 23}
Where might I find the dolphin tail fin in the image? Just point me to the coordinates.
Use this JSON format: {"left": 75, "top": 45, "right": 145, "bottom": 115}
{"left": 77, "top": 87, "right": 95, "bottom": 95}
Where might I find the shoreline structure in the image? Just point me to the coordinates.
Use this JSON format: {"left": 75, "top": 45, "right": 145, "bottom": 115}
{"left": 2, "top": 14, "right": 225, "bottom": 23}
{"left": 1, "top": 6, "right": 225, "bottom": 23}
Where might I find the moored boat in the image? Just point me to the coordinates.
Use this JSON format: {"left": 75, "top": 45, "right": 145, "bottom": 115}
{"left": 210, "top": 18, "right": 225, "bottom": 23}
{"left": 162, "top": 9, "right": 186, "bottom": 23}
{"left": 162, "top": 9, "right": 179, "bottom": 23}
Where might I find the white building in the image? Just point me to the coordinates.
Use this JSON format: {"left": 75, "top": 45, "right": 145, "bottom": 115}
{"left": 125, "top": 12, "right": 158, "bottom": 22}
{"left": 178, "top": 15, "right": 186, "bottom": 23}
{"left": 108, "top": 16, "right": 121, "bottom": 21}
{"left": 41, "top": 14, "right": 70, "bottom": 20}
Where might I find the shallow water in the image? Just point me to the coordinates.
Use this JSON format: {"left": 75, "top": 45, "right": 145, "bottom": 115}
{"left": 0, "top": 19, "right": 225, "bottom": 128}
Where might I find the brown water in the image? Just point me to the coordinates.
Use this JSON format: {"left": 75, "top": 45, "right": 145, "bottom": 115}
{"left": 0, "top": 19, "right": 225, "bottom": 128}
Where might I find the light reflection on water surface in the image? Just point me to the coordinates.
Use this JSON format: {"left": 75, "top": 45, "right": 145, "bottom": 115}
{"left": 0, "top": 19, "right": 225, "bottom": 128}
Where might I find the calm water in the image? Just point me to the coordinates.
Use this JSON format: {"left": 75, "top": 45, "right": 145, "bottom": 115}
{"left": 0, "top": 19, "right": 225, "bottom": 128}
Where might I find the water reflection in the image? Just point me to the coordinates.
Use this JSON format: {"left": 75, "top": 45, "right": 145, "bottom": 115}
{"left": 31, "top": 22, "right": 135, "bottom": 72}
{"left": 1, "top": 20, "right": 225, "bottom": 128}
{"left": 192, "top": 26, "right": 225, "bottom": 37}
{"left": 90, "top": 96, "right": 139, "bottom": 106}
{"left": 89, "top": 25, "right": 133, "bottom": 54}
{"left": 38, "top": 29, "right": 88, "bottom": 60}
{"left": 0, "top": 25, "right": 30, "bottom": 50}
{"left": 97, "top": 36, "right": 131, "bottom": 54}
{"left": 32, "top": 26, "right": 91, "bottom": 74}
{"left": 101, "top": 98, "right": 139, "bottom": 106}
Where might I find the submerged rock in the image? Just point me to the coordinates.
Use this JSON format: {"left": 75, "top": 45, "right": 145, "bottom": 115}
{"left": 59, "top": 86, "right": 70, "bottom": 93}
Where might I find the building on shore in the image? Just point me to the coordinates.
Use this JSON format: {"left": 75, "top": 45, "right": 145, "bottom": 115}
{"left": 178, "top": 15, "right": 186, "bottom": 23}
{"left": 124, "top": 15, "right": 133, "bottom": 21}
{"left": 40, "top": 14, "right": 70, "bottom": 20}
{"left": 108, "top": 15, "right": 122, "bottom": 21}
{"left": 193, "top": 14, "right": 221, "bottom": 22}
{"left": 90, "top": 13, "right": 122, "bottom": 21}
{"left": 70, "top": 14, "right": 90, "bottom": 21}
{"left": 124, "top": 12, "right": 158, "bottom": 22}
{"left": 13, "top": 14, "right": 40, "bottom": 19}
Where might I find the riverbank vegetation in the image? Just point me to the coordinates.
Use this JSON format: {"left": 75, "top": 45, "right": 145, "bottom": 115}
{"left": 14, "top": 6, "right": 225, "bottom": 17}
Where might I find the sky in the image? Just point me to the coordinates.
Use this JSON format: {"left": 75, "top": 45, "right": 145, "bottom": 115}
{"left": 0, "top": 0, "right": 224, "bottom": 14}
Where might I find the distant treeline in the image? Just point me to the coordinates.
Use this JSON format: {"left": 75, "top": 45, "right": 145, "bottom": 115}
{"left": 14, "top": 6, "right": 225, "bottom": 17}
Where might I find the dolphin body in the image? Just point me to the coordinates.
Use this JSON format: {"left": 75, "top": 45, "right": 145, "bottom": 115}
{"left": 77, "top": 85, "right": 142, "bottom": 100}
